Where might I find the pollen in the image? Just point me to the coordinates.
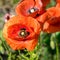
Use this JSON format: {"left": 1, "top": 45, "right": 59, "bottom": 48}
{"left": 20, "top": 31, "right": 25, "bottom": 36}
{"left": 30, "top": 8, "right": 35, "bottom": 13}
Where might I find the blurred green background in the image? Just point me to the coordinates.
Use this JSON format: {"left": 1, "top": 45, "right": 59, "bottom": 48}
{"left": 0, "top": 0, "right": 60, "bottom": 60}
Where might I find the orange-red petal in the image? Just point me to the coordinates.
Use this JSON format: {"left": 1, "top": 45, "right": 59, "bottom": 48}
{"left": 41, "top": 0, "right": 50, "bottom": 7}
{"left": 15, "top": 0, "right": 35, "bottom": 17}
{"left": 56, "top": 0, "right": 60, "bottom": 3}
{"left": 43, "top": 20, "right": 60, "bottom": 33}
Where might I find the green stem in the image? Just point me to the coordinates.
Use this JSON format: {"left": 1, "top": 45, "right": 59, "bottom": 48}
{"left": 8, "top": 52, "right": 12, "bottom": 60}
{"left": 56, "top": 40, "right": 59, "bottom": 60}
{"left": 0, "top": 56, "right": 3, "bottom": 60}
{"left": 55, "top": 33, "right": 59, "bottom": 60}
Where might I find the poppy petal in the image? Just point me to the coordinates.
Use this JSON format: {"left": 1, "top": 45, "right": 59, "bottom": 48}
{"left": 15, "top": 0, "right": 35, "bottom": 16}
{"left": 43, "top": 21, "right": 60, "bottom": 33}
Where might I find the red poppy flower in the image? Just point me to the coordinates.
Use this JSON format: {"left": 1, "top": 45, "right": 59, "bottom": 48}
{"left": 37, "top": 6, "right": 60, "bottom": 33}
{"left": 3, "top": 15, "right": 40, "bottom": 51}
{"left": 15, "top": 0, "right": 50, "bottom": 17}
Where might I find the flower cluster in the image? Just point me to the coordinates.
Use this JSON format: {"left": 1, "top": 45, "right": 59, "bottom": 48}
{"left": 3, "top": 0, "right": 60, "bottom": 51}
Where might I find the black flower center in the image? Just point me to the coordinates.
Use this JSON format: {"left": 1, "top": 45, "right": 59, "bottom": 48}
{"left": 18, "top": 28, "right": 30, "bottom": 38}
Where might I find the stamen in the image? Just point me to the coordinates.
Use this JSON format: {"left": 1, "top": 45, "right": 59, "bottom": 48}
{"left": 20, "top": 31, "right": 25, "bottom": 36}
{"left": 30, "top": 8, "right": 35, "bottom": 13}
{"left": 28, "top": 8, "right": 38, "bottom": 14}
